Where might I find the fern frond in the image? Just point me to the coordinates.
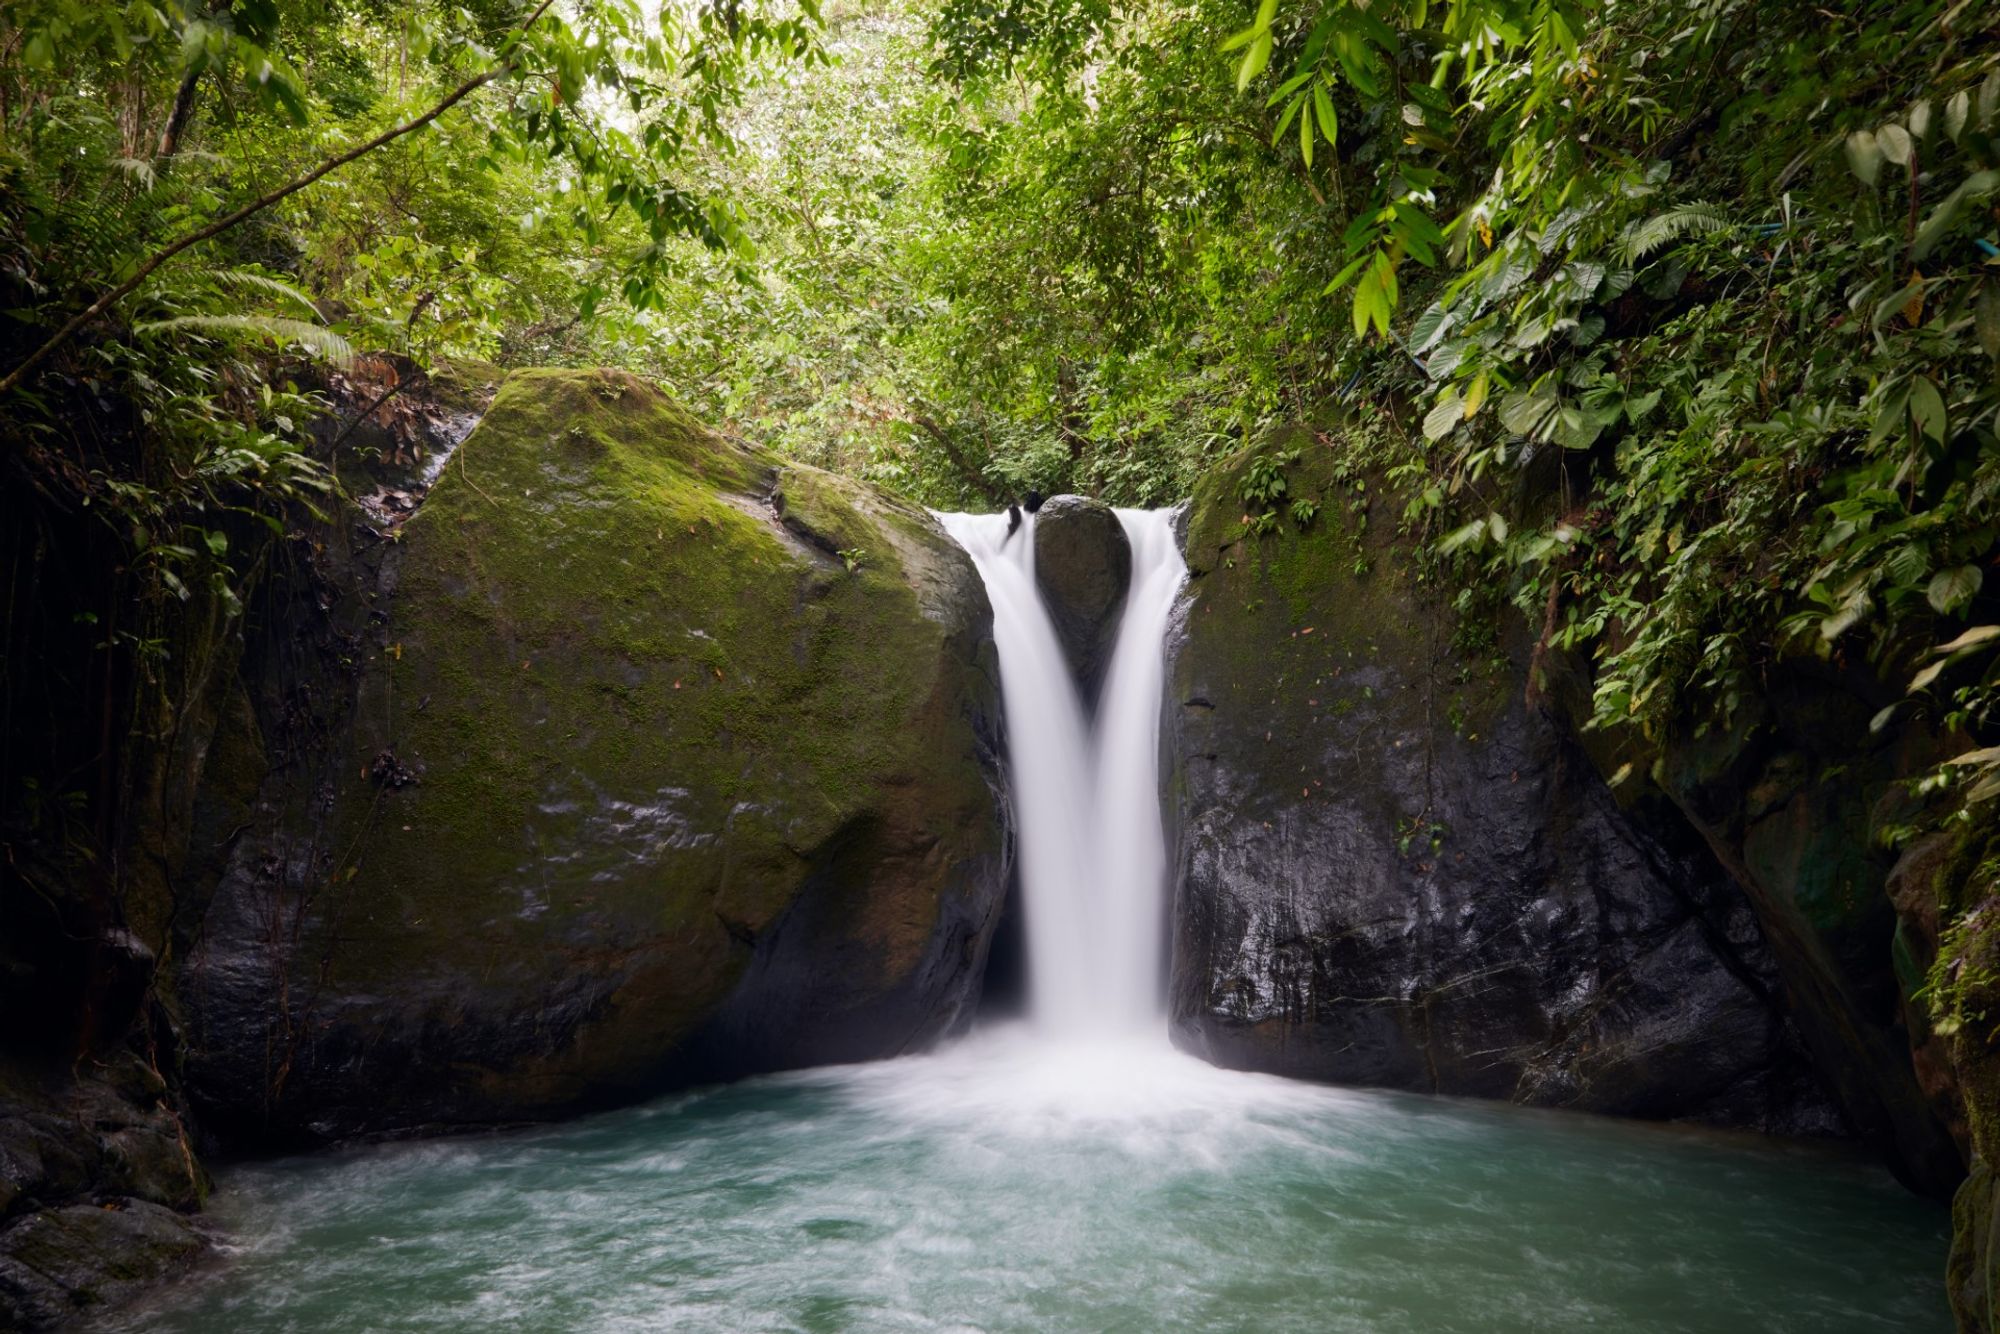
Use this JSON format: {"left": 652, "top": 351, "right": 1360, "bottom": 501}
{"left": 111, "top": 157, "right": 157, "bottom": 192}
{"left": 206, "top": 269, "right": 322, "bottom": 317}
{"left": 1618, "top": 204, "right": 1730, "bottom": 263}
{"left": 133, "top": 315, "right": 354, "bottom": 365}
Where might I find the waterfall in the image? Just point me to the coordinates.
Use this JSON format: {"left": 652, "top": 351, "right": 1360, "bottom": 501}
{"left": 936, "top": 507, "right": 1186, "bottom": 1038}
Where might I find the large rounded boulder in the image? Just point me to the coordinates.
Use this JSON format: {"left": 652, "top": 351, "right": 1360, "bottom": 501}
{"left": 1032, "top": 494, "right": 1131, "bottom": 709}
{"left": 179, "top": 369, "right": 1010, "bottom": 1142}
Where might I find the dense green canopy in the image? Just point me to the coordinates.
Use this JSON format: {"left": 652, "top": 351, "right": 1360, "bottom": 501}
{"left": 1, "top": 0, "right": 1997, "bottom": 872}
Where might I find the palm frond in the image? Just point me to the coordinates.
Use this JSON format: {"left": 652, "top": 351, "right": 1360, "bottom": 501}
{"left": 206, "top": 269, "right": 323, "bottom": 318}
{"left": 133, "top": 315, "right": 354, "bottom": 365}
{"left": 1618, "top": 204, "right": 1731, "bottom": 264}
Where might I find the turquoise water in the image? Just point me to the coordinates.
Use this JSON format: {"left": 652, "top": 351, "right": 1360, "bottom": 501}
{"left": 118, "top": 1029, "right": 1950, "bottom": 1333}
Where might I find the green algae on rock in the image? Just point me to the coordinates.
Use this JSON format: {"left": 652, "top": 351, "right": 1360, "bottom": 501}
{"left": 181, "top": 369, "right": 1009, "bottom": 1141}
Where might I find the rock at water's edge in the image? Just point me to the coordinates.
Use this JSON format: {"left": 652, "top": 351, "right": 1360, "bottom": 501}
{"left": 0, "top": 1200, "right": 204, "bottom": 1328}
{"left": 1165, "top": 432, "right": 1840, "bottom": 1135}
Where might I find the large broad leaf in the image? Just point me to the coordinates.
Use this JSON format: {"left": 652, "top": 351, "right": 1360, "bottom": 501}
{"left": 1877, "top": 122, "right": 1913, "bottom": 167}
{"left": 1422, "top": 391, "right": 1462, "bottom": 441}
{"left": 1409, "top": 304, "right": 1452, "bottom": 354}
{"left": 1928, "top": 565, "right": 1984, "bottom": 615}
{"left": 1909, "top": 376, "right": 1947, "bottom": 442}
{"left": 1498, "top": 387, "right": 1555, "bottom": 436}
{"left": 1845, "top": 130, "right": 1883, "bottom": 186}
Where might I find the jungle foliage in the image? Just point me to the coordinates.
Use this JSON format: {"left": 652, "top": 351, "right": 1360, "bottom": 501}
{"left": 3, "top": 0, "right": 1999, "bottom": 924}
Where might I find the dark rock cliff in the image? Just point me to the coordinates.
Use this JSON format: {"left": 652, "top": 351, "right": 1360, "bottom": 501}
{"left": 1164, "top": 433, "right": 1843, "bottom": 1136}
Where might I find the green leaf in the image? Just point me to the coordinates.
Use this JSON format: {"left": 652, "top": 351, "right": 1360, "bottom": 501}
{"left": 1409, "top": 304, "right": 1452, "bottom": 354}
{"left": 1313, "top": 83, "right": 1338, "bottom": 148}
{"left": 1911, "top": 169, "right": 2000, "bottom": 263}
{"left": 1264, "top": 70, "right": 1313, "bottom": 107}
{"left": 1909, "top": 375, "right": 1947, "bottom": 442}
{"left": 1877, "top": 123, "right": 1913, "bottom": 167}
{"left": 1235, "top": 32, "right": 1272, "bottom": 92}
{"left": 1439, "top": 518, "right": 1488, "bottom": 554}
{"left": 1869, "top": 381, "right": 1912, "bottom": 448}
{"left": 1498, "top": 387, "right": 1555, "bottom": 436}
{"left": 1422, "top": 391, "right": 1462, "bottom": 441}
{"left": 1820, "top": 583, "right": 1872, "bottom": 642}
{"left": 1323, "top": 253, "right": 1369, "bottom": 294}
{"left": 1219, "top": 24, "right": 1260, "bottom": 53}
{"left": 1934, "top": 625, "right": 2000, "bottom": 655}
{"left": 1946, "top": 90, "right": 1971, "bottom": 143}
{"left": 1928, "top": 565, "right": 1984, "bottom": 615}
{"left": 1844, "top": 130, "right": 1882, "bottom": 186}
{"left": 135, "top": 315, "right": 355, "bottom": 364}
{"left": 1975, "top": 283, "right": 2000, "bottom": 360}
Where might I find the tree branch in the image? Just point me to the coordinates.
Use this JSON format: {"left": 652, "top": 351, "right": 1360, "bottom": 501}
{"left": 909, "top": 413, "right": 1004, "bottom": 506}
{"left": 0, "top": 0, "right": 558, "bottom": 401}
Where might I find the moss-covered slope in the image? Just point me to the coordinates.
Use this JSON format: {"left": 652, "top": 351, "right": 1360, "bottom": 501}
{"left": 181, "top": 369, "right": 1008, "bottom": 1140}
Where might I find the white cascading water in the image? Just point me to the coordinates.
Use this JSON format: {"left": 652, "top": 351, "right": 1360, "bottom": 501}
{"left": 936, "top": 507, "right": 1186, "bottom": 1038}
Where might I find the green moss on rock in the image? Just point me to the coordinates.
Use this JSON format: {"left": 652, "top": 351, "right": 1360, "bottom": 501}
{"left": 184, "top": 369, "right": 1007, "bottom": 1138}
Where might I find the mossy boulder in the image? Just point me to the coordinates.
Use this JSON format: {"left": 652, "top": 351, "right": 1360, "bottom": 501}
{"left": 181, "top": 369, "right": 1009, "bottom": 1141}
{"left": 1032, "top": 495, "right": 1131, "bottom": 708}
{"left": 1164, "top": 431, "right": 1836, "bottom": 1132}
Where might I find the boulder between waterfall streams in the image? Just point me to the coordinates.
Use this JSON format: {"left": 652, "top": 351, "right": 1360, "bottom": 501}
{"left": 1032, "top": 494, "right": 1131, "bottom": 711}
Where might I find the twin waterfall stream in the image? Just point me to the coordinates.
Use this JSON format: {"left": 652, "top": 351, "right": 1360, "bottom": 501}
{"left": 936, "top": 507, "right": 1182, "bottom": 1039}
{"left": 122, "top": 510, "right": 1948, "bottom": 1333}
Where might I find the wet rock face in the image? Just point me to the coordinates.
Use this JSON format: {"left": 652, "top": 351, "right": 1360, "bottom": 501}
{"left": 0, "top": 1050, "right": 208, "bottom": 1330}
{"left": 1164, "top": 435, "right": 1840, "bottom": 1134}
{"left": 0, "top": 1200, "right": 203, "bottom": 1328}
{"left": 1032, "top": 495, "right": 1131, "bottom": 709}
{"left": 181, "top": 369, "right": 1010, "bottom": 1143}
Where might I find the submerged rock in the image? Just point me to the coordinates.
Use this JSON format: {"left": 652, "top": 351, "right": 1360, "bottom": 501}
{"left": 1165, "top": 433, "right": 1839, "bottom": 1134}
{"left": 182, "top": 369, "right": 1009, "bottom": 1141}
{"left": 1032, "top": 495, "right": 1131, "bottom": 709}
